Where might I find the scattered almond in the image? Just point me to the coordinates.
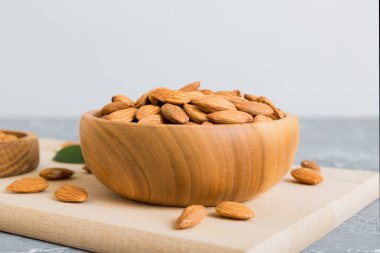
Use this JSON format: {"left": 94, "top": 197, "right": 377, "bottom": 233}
{"left": 54, "top": 184, "right": 88, "bottom": 203}
{"left": 176, "top": 205, "right": 207, "bottom": 229}
{"left": 100, "top": 101, "right": 132, "bottom": 116}
{"left": 103, "top": 108, "right": 138, "bottom": 122}
{"left": 207, "top": 110, "right": 253, "bottom": 124}
{"left": 6, "top": 178, "right": 49, "bottom": 193}
{"left": 136, "top": 105, "right": 161, "bottom": 120}
{"left": 191, "top": 95, "right": 236, "bottom": 113}
{"left": 300, "top": 160, "right": 321, "bottom": 172}
{"left": 39, "top": 168, "right": 75, "bottom": 180}
{"left": 215, "top": 201, "right": 255, "bottom": 220}
{"left": 291, "top": 168, "right": 323, "bottom": 185}
{"left": 161, "top": 104, "right": 189, "bottom": 124}
{"left": 183, "top": 104, "right": 208, "bottom": 123}
{"left": 178, "top": 81, "right": 201, "bottom": 92}
{"left": 82, "top": 165, "right": 92, "bottom": 173}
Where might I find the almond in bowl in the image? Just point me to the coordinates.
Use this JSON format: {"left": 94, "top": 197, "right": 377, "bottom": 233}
{"left": 80, "top": 82, "right": 299, "bottom": 207}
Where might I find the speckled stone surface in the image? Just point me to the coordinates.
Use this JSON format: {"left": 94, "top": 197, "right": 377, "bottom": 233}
{"left": 0, "top": 118, "right": 379, "bottom": 253}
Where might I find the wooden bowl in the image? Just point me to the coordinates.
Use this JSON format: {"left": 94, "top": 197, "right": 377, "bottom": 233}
{"left": 0, "top": 130, "right": 39, "bottom": 178}
{"left": 80, "top": 111, "right": 299, "bottom": 207}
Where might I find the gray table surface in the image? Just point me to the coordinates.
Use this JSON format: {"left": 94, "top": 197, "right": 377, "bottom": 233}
{"left": 0, "top": 118, "right": 379, "bottom": 253}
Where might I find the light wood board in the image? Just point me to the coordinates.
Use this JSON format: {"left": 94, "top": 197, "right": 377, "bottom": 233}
{"left": 0, "top": 138, "right": 378, "bottom": 253}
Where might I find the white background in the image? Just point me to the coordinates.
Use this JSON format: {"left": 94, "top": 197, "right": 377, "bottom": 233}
{"left": 0, "top": 0, "right": 378, "bottom": 118}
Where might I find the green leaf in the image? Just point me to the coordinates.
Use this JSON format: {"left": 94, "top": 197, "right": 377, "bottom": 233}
{"left": 53, "top": 145, "right": 85, "bottom": 164}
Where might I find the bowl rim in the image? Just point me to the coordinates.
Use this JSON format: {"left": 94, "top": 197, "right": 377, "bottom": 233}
{"left": 82, "top": 110, "right": 297, "bottom": 128}
{"left": 0, "top": 129, "right": 38, "bottom": 142}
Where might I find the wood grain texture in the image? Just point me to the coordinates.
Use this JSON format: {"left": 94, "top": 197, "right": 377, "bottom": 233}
{"left": 0, "top": 139, "right": 378, "bottom": 253}
{"left": 80, "top": 111, "right": 300, "bottom": 207}
{"left": 0, "top": 130, "right": 39, "bottom": 178}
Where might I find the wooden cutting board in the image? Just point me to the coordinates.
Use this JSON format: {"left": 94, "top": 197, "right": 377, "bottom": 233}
{"left": 0, "top": 139, "right": 378, "bottom": 253}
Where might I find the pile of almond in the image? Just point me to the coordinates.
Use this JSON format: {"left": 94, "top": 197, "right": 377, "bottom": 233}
{"left": 99, "top": 82, "right": 285, "bottom": 125}
{"left": 0, "top": 131, "right": 18, "bottom": 141}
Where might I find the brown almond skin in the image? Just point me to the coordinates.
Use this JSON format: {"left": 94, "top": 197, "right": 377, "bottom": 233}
{"left": 183, "top": 104, "right": 208, "bottom": 124}
{"left": 39, "top": 168, "right": 75, "bottom": 180}
{"left": 134, "top": 92, "right": 150, "bottom": 109}
{"left": 301, "top": 160, "right": 321, "bottom": 172}
{"left": 244, "top": 93, "right": 258, "bottom": 102}
{"left": 291, "top": 168, "right": 323, "bottom": 185}
{"left": 191, "top": 95, "right": 237, "bottom": 113}
{"left": 54, "top": 184, "right": 88, "bottom": 203}
{"left": 207, "top": 110, "right": 253, "bottom": 124}
{"left": 149, "top": 88, "right": 190, "bottom": 105}
{"left": 161, "top": 104, "right": 189, "bottom": 124}
{"left": 199, "top": 89, "right": 214, "bottom": 95}
{"left": 100, "top": 101, "right": 132, "bottom": 116}
{"left": 6, "top": 178, "right": 49, "bottom": 193}
{"left": 252, "top": 115, "right": 274, "bottom": 123}
{"left": 103, "top": 108, "right": 138, "bottom": 122}
{"left": 202, "top": 121, "right": 214, "bottom": 125}
{"left": 176, "top": 205, "right": 207, "bottom": 229}
{"left": 215, "top": 201, "right": 255, "bottom": 220}
{"left": 221, "top": 95, "right": 248, "bottom": 106}
{"left": 138, "top": 114, "right": 166, "bottom": 124}
{"left": 82, "top": 165, "right": 92, "bottom": 173}
{"left": 235, "top": 101, "right": 274, "bottom": 116}
{"left": 178, "top": 81, "right": 201, "bottom": 92}
{"left": 256, "top": 96, "right": 285, "bottom": 119}
{"left": 136, "top": 105, "right": 161, "bottom": 120}
{"left": 111, "top": 94, "right": 133, "bottom": 106}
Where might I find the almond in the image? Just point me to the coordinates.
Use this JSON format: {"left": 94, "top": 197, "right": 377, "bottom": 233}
{"left": 183, "top": 104, "right": 208, "bottom": 123}
{"left": 199, "top": 89, "right": 214, "bottom": 95}
{"left": 300, "top": 160, "right": 321, "bottom": 172}
{"left": 235, "top": 101, "right": 274, "bottom": 116}
{"left": 221, "top": 95, "right": 248, "bottom": 106}
{"left": 176, "top": 205, "right": 207, "bottom": 229}
{"left": 244, "top": 93, "right": 258, "bottom": 102}
{"left": 111, "top": 94, "right": 133, "bottom": 106}
{"left": 39, "top": 168, "right": 75, "bottom": 180}
{"left": 54, "top": 184, "right": 88, "bottom": 203}
{"left": 138, "top": 114, "right": 166, "bottom": 124}
{"left": 191, "top": 95, "right": 236, "bottom": 113}
{"left": 207, "top": 110, "right": 253, "bottom": 124}
{"left": 161, "top": 104, "right": 189, "bottom": 124}
{"left": 202, "top": 121, "right": 214, "bottom": 125}
{"left": 178, "top": 81, "right": 201, "bottom": 92}
{"left": 149, "top": 88, "right": 190, "bottom": 105}
{"left": 252, "top": 115, "right": 274, "bottom": 123}
{"left": 215, "top": 201, "right": 255, "bottom": 220}
{"left": 136, "top": 105, "right": 161, "bottom": 120}
{"left": 6, "top": 178, "right": 49, "bottom": 193}
{"left": 100, "top": 101, "right": 132, "bottom": 116}
{"left": 134, "top": 92, "right": 150, "bottom": 108}
{"left": 256, "top": 96, "right": 285, "bottom": 119}
{"left": 215, "top": 90, "right": 242, "bottom": 97}
{"left": 184, "top": 121, "right": 199, "bottom": 125}
{"left": 103, "top": 108, "right": 138, "bottom": 122}
{"left": 291, "top": 168, "right": 323, "bottom": 185}
{"left": 82, "top": 165, "right": 92, "bottom": 173}
{"left": 59, "top": 141, "right": 80, "bottom": 149}
{"left": 184, "top": 91, "right": 205, "bottom": 100}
